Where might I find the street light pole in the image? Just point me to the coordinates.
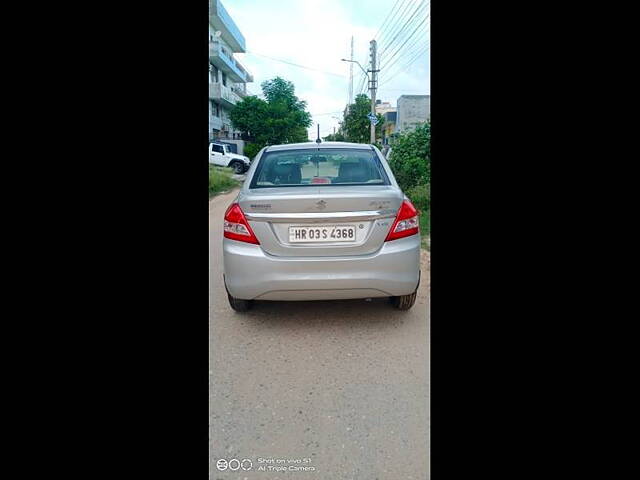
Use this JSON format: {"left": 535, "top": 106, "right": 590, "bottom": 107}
{"left": 369, "top": 40, "right": 377, "bottom": 145}
{"left": 341, "top": 47, "right": 379, "bottom": 144}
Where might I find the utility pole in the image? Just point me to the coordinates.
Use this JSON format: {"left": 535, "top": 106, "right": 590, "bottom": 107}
{"left": 369, "top": 39, "right": 378, "bottom": 144}
{"left": 348, "top": 36, "right": 354, "bottom": 105}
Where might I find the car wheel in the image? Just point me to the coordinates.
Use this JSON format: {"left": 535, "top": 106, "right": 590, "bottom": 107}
{"left": 231, "top": 161, "right": 243, "bottom": 174}
{"left": 390, "top": 290, "right": 417, "bottom": 310}
{"left": 227, "top": 292, "right": 252, "bottom": 312}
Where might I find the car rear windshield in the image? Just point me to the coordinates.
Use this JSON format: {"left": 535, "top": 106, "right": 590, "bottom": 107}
{"left": 249, "top": 148, "right": 390, "bottom": 188}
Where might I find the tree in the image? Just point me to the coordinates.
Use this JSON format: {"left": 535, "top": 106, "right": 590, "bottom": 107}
{"left": 387, "top": 121, "right": 430, "bottom": 221}
{"left": 341, "top": 94, "right": 384, "bottom": 143}
{"left": 322, "top": 132, "right": 346, "bottom": 142}
{"left": 227, "top": 96, "right": 269, "bottom": 142}
{"left": 387, "top": 121, "right": 430, "bottom": 191}
{"left": 229, "top": 77, "right": 312, "bottom": 149}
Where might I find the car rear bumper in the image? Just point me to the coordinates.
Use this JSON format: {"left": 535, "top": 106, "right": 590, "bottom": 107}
{"left": 223, "top": 234, "right": 421, "bottom": 300}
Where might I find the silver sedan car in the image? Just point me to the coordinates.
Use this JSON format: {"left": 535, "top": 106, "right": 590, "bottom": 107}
{"left": 222, "top": 141, "right": 421, "bottom": 312}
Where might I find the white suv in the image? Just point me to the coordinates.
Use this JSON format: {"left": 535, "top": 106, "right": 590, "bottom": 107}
{"left": 209, "top": 142, "right": 251, "bottom": 174}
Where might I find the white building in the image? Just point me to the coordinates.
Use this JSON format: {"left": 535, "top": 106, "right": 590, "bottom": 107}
{"left": 396, "top": 95, "right": 430, "bottom": 133}
{"left": 209, "top": 0, "right": 253, "bottom": 150}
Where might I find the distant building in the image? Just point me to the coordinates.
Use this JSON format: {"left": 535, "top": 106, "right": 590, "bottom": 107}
{"left": 375, "top": 100, "right": 395, "bottom": 116}
{"left": 396, "top": 95, "right": 430, "bottom": 133}
{"left": 374, "top": 100, "right": 398, "bottom": 145}
{"left": 209, "top": 0, "right": 253, "bottom": 152}
{"left": 382, "top": 111, "right": 397, "bottom": 145}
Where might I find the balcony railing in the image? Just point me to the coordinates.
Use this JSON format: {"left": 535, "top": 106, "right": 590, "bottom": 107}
{"left": 209, "top": 42, "right": 252, "bottom": 84}
{"left": 209, "top": 82, "right": 241, "bottom": 107}
{"left": 209, "top": 0, "right": 246, "bottom": 52}
{"left": 231, "top": 87, "right": 248, "bottom": 98}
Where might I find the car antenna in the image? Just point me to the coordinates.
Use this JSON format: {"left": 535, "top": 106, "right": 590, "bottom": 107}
{"left": 316, "top": 124, "right": 321, "bottom": 144}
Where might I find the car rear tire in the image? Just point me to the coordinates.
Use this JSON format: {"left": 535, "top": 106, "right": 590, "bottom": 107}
{"left": 390, "top": 291, "right": 417, "bottom": 310}
{"left": 230, "top": 161, "right": 244, "bottom": 174}
{"left": 227, "top": 292, "right": 252, "bottom": 312}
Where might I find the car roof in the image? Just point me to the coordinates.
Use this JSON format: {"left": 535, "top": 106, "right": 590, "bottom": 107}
{"left": 265, "top": 141, "right": 374, "bottom": 152}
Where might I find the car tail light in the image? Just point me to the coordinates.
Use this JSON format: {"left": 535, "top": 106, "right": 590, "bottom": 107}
{"left": 385, "top": 199, "right": 420, "bottom": 242}
{"left": 223, "top": 203, "right": 260, "bottom": 244}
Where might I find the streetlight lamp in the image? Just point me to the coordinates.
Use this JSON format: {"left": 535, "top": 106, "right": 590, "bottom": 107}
{"left": 341, "top": 58, "right": 369, "bottom": 80}
{"left": 341, "top": 58, "right": 377, "bottom": 144}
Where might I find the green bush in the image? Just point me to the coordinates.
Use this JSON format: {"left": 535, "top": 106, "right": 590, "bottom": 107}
{"left": 388, "top": 122, "right": 430, "bottom": 191}
{"left": 209, "top": 166, "right": 238, "bottom": 198}
{"left": 406, "top": 182, "right": 430, "bottom": 240}
{"left": 406, "top": 182, "right": 430, "bottom": 213}
{"left": 419, "top": 210, "right": 430, "bottom": 245}
{"left": 387, "top": 122, "right": 430, "bottom": 245}
{"left": 243, "top": 142, "right": 262, "bottom": 161}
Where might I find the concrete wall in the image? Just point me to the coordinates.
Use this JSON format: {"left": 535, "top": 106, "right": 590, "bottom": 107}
{"left": 397, "top": 95, "right": 430, "bottom": 133}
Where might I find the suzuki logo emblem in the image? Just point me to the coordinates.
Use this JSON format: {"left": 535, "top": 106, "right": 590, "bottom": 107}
{"left": 316, "top": 200, "right": 327, "bottom": 210}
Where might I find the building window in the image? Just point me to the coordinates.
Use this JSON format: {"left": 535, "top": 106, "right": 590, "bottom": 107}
{"left": 222, "top": 72, "right": 227, "bottom": 87}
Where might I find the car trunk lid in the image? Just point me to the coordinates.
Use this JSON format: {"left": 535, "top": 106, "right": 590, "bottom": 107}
{"left": 237, "top": 186, "right": 403, "bottom": 257}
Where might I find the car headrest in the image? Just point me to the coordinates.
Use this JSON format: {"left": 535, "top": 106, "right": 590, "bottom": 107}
{"left": 338, "top": 162, "right": 367, "bottom": 182}
{"left": 271, "top": 162, "right": 302, "bottom": 183}
{"left": 273, "top": 163, "right": 294, "bottom": 176}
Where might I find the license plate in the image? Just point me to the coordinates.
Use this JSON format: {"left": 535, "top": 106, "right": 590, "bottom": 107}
{"left": 289, "top": 225, "right": 356, "bottom": 243}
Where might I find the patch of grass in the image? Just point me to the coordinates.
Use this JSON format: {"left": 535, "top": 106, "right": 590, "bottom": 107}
{"left": 405, "top": 182, "right": 430, "bottom": 251}
{"left": 419, "top": 209, "right": 430, "bottom": 250}
{"left": 209, "top": 165, "right": 239, "bottom": 198}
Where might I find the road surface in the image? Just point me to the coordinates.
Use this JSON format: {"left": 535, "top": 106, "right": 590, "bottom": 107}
{"left": 209, "top": 187, "right": 430, "bottom": 479}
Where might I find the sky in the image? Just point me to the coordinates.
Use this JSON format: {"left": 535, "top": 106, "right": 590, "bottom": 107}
{"left": 222, "top": 0, "right": 430, "bottom": 139}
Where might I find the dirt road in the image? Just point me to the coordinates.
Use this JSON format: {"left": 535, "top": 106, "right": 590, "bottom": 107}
{"left": 209, "top": 188, "right": 430, "bottom": 479}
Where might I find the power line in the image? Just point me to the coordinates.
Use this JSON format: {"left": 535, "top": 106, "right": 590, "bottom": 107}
{"left": 354, "top": 70, "right": 367, "bottom": 97}
{"left": 379, "top": 2, "right": 428, "bottom": 64}
{"left": 378, "top": 42, "right": 430, "bottom": 87}
{"left": 383, "top": 43, "right": 429, "bottom": 84}
{"left": 377, "top": 89, "right": 429, "bottom": 92}
{"left": 381, "top": 20, "right": 427, "bottom": 70}
{"left": 374, "top": 0, "right": 404, "bottom": 40}
{"left": 380, "top": 13, "right": 429, "bottom": 71}
{"left": 377, "top": 0, "right": 415, "bottom": 51}
{"left": 377, "top": 1, "right": 413, "bottom": 49}
{"left": 378, "top": 0, "right": 424, "bottom": 59}
{"left": 379, "top": 1, "right": 427, "bottom": 62}
{"left": 381, "top": 15, "right": 429, "bottom": 68}
{"left": 245, "top": 51, "right": 347, "bottom": 78}
{"left": 383, "top": 24, "right": 430, "bottom": 75}
{"left": 380, "top": 23, "right": 429, "bottom": 78}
